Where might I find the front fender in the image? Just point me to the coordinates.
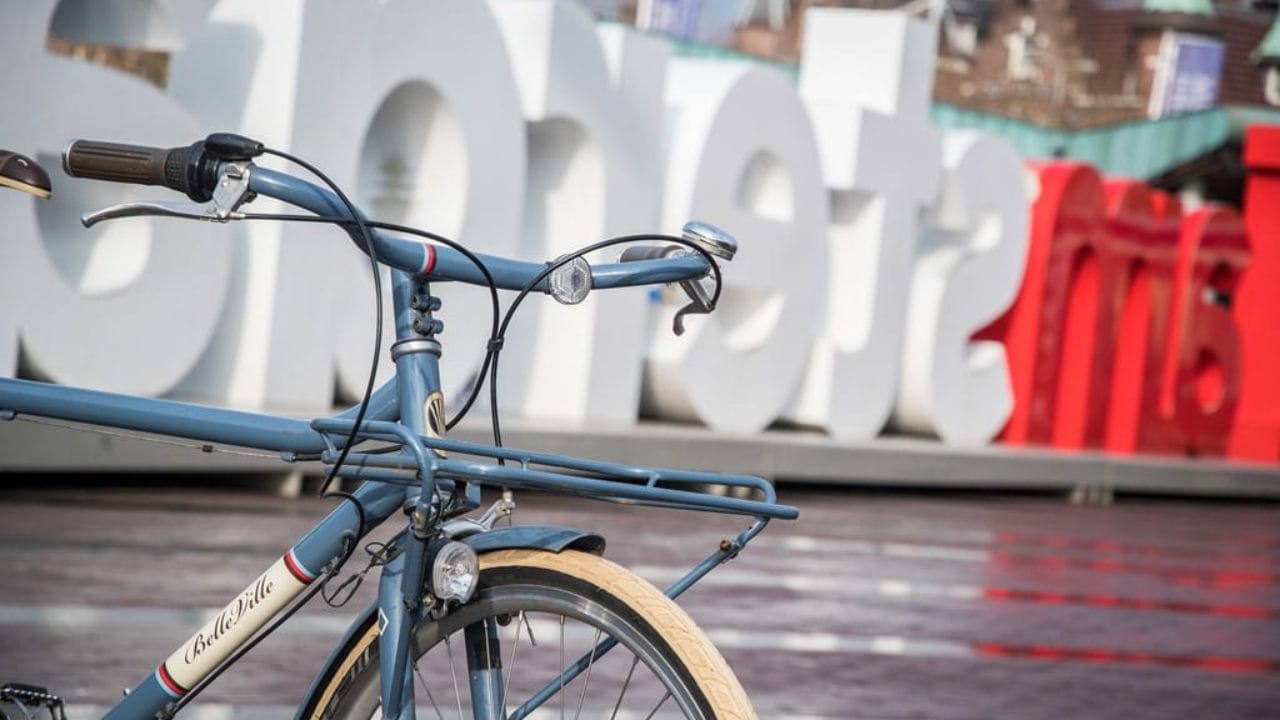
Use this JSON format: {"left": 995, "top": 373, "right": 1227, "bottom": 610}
{"left": 461, "top": 524, "right": 605, "bottom": 556}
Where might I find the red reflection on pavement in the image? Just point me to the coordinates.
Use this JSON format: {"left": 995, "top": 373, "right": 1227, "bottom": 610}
{"left": 973, "top": 642, "right": 1280, "bottom": 674}
{"left": 990, "top": 551, "right": 1276, "bottom": 587}
{"left": 981, "top": 586, "right": 1279, "bottom": 618}
{"left": 994, "top": 531, "right": 1280, "bottom": 559}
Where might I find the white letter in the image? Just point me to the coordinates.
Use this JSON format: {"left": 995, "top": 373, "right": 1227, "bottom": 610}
{"left": 489, "top": 0, "right": 669, "bottom": 423}
{"left": 169, "top": 0, "right": 525, "bottom": 411}
{"left": 646, "top": 61, "right": 829, "bottom": 433}
{"left": 895, "top": 132, "right": 1031, "bottom": 444}
{"left": 787, "top": 8, "right": 943, "bottom": 440}
{"left": 0, "top": 0, "right": 230, "bottom": 397}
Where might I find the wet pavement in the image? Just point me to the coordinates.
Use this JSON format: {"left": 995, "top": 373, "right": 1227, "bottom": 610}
{"left": 0, "top": 484, "right": 1277, "bottom": 719}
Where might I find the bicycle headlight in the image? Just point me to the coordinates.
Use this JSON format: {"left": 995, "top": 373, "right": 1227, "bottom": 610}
{"left": 429, "top": 540, "right": 480, "bottom": 604}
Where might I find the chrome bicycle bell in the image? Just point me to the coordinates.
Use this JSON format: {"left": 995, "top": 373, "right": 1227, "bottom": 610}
{"left": 681, "top": 221, "right": 737, "bottom": 261}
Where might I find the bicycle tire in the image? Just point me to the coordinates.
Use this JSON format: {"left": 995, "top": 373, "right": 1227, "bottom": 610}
{"left": 299, "top": 548, "right": 755, "bottom": 720}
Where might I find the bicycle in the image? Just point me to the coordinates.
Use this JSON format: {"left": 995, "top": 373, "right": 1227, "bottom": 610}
{"left": 0, "top": 134, "right": 798, "bottom": 720}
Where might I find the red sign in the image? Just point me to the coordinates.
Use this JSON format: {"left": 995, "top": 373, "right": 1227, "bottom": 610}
{"left": 1228, "top": 126, "right": 1280, "bottom": 461}
{"left": 988, "top": 150, "right": 1265, "bottom": 461}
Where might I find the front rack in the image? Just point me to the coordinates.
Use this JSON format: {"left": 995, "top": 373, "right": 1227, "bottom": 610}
{"left": 299, "top": 416, "right": 797, "bottom": 718}
{"left": 306, "top": 417, "right": 798, "bottom": 522}
{"left": 302, "top": 416, "right": 797, "bottom": 598}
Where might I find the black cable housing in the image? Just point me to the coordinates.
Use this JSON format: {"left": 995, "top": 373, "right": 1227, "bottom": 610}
{"left": 239, "top": 213, "right": 502, "bottom": 434}
{"left": 257, "top": 150, "right": 373, "bottom": 546}
{"left": 484, "top": 235, "right": 722, "bottom": 462}
{"left": 239, "top": 213, "right": 723, "bottom": 461}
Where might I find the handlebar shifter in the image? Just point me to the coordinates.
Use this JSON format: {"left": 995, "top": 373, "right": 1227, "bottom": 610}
{"left": 672, "top": 221, "right": 736, "bottom": 336}
{"left": 65, "top": 133, "right": 264, "bottom": 227}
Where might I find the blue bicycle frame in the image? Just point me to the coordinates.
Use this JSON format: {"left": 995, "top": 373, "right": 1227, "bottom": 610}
{"left": 0, "top": 162, "right": 797, "bottom": 720}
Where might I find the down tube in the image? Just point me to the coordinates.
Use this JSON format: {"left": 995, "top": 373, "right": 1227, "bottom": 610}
{"left": 102, "top": 482, "right": 407, "bottom": 720}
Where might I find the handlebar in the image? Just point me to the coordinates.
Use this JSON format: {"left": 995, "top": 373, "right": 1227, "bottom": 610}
{"left": 247, "top": 165, "right": 717, "bottom": 294}
{"left": 61, "top": 135, "right": 724, "bottom": 296}
{"left": 618, "top": 245, "right": 677, "bottom": 263}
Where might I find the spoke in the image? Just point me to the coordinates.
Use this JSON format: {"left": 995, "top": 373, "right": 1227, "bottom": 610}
{"left": 413, "top": 661, "right": 448, "bottom": 720}
{"left": 525, "top": 613, "right": 538, "bottom": 647}
{"left": 510, "top": 634, "right": 624, "bottom": 717}
{"left": 642, "top": 691, "right": 672, "bottom": 720}
{"left": 499, "top": 613, "right": 527, "bottom": 716}
{"left": 572, "top": 628, "right": 603, "bottom": 720}
{"left": 444, "top": 635, "right": 465, "bottom": 720}
{"left": 483, "top": 619, "right": 498, "bottom": 718}
{"left": 559, "top": 615, "right": 566, "bottom": 720}
{"left": 608, "top": 657, "right": 641, "bottom": 720}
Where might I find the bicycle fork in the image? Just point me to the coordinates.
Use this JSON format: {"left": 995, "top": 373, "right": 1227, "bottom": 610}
{"left": 376, "top": 539, "right": 426, "bottom": 720}
{"left": 377, "top": 509, "right": 508, "bottom": 720}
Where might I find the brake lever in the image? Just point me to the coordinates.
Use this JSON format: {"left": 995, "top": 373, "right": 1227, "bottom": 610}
{"left": 81, "top": 200, "right": 244, "bottom": 227}
{"left": 80, "top": 161, "right": 254, "bottom": 228}
{"left": 672, "top": 276, "right": 714, "bottom": 336}
{"left": 670, "top": 221, "right": 737, "bottom": 336}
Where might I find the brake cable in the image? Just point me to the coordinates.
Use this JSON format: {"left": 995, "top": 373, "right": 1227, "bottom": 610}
{"left": 239, "top": 214, "right": 723, "bottom": 464}
{"left": 257, "top": 148, "right": 378, "bottom": 564}
{"left": 238, "top": 214, "right": 502, "bottom": 432}
{"left": 483, "top": 234, "right": 723, "bottom": 463}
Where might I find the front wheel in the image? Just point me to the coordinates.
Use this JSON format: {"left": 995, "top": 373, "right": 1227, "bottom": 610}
{"left": 300, "top": 548, "right": 756, "bottom": 720}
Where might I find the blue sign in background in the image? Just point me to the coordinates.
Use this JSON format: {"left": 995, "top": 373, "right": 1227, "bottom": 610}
{"left": 1161, "top": 33, "right": 1225, "bottom": 116}
{"left": 647, "top": 0, "right": 703, "bottom": 40}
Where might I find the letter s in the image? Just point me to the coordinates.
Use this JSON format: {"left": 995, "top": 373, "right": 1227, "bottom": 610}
{"left": 894, "top": 132, "right": 1031, "bottom": 444}
{"left": 0, "top": 1, "right": 230, "bottom": 396}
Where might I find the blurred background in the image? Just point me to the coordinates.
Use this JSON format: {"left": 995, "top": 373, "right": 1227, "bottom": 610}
{"left": 9, "top": 0, "right": 1280, "bottom": 491}
{"left": 46, "top": 0, "right": 1280, "bottom": 201}
{"left": 3, "top": 3, "right": 1280, "bottom": 717}
{"left": 585, "top": 0, "right": 1280, "bottom": 204}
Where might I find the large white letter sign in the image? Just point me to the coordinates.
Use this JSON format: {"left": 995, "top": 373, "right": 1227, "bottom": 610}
{"left": 489, "top": 0, "right": 669, "bottom": 424}
{"left": 167, "top": 0, "right": 307, "bottom": 407}
{"left": 646, "top": 61, "right": 829, "bottom": 433}
{"left": 171, "top": 0, "right": 525, "bottom": 411}
{"left": 895, "top": 132, "right": 1030, "bottom": 444}
{"left": 0, "top": 0, "right": 230, "bottom": 397}
{"left": 786, "top": 8, "right": 943, "bottom": 440}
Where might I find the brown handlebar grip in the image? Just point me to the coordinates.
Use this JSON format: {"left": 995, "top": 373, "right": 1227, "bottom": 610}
{"left": 62, "top": 139, "right": 171, "bottom": 187}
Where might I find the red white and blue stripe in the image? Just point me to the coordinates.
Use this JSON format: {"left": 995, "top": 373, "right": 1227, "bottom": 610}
{"left": 419, "top": 243, "right": 437, "bottom": 276}
{"left": 283, "top": 548, "right": 318, "bottom": 584}
{"left": 155, "top": 663, "right": 187, "bottom": 699}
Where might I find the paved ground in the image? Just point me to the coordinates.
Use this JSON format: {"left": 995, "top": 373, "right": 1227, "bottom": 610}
{"left": 0, "top": 483, "right": 1277, "bottom": 719}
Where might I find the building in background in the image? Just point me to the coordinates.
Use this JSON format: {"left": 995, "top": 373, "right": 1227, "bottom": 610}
{"left": 927, "top": 0, "right": 1276, "bottom": 204}
{"left": 602, "top": 0, "right": 1280, "bottom": 204}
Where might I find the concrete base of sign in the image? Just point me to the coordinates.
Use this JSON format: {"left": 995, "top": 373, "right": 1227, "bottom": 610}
{"left": 1, "top": 415, "right": 1277, "bottom": 499}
